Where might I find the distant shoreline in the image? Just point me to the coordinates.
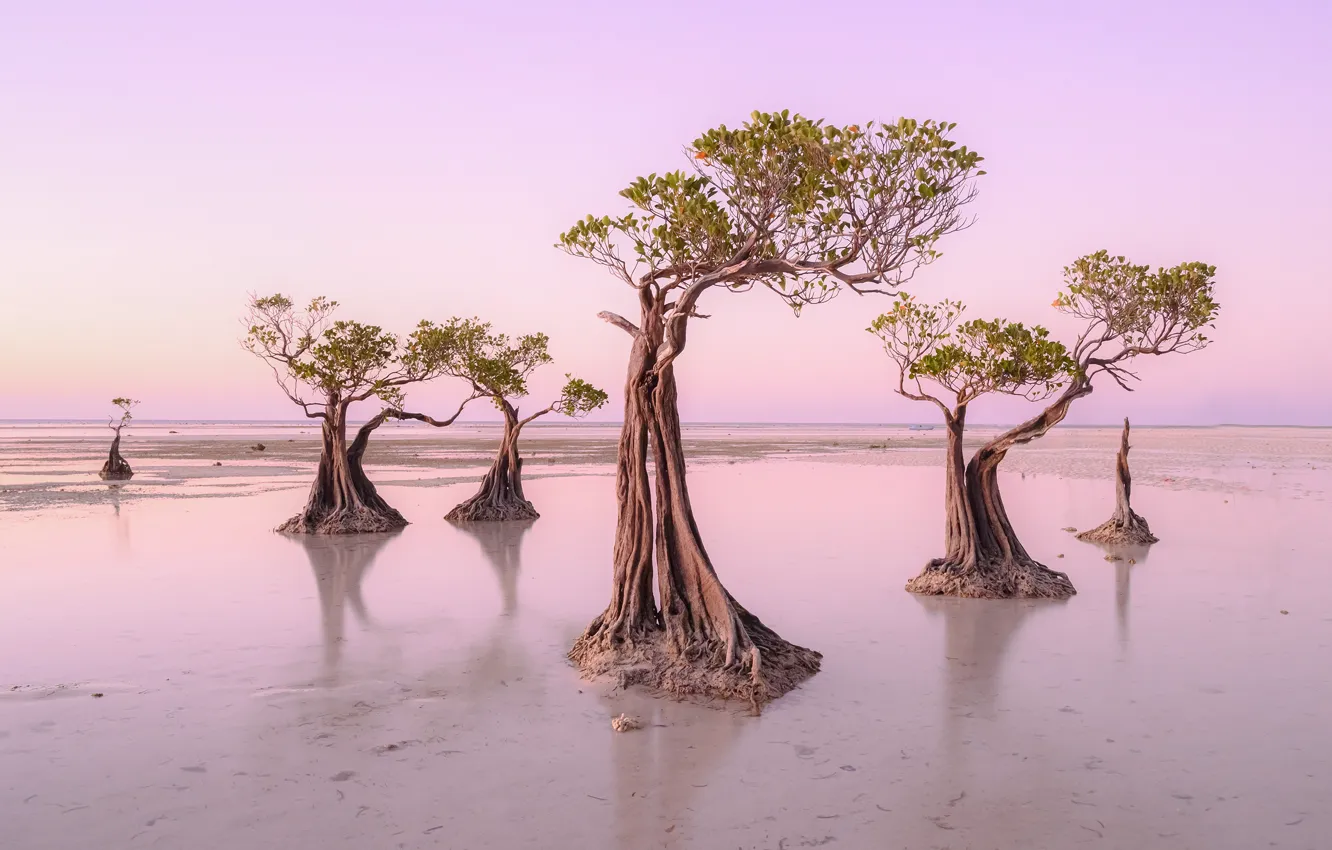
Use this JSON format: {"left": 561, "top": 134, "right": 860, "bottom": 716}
{"left": 2, "top": 420, "right": 1329, "bottom": 430}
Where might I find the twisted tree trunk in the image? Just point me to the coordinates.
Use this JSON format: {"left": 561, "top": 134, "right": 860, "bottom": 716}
{"left": 570, "top": 305, "right": 662, "bottom": 658}
{"left": 570, "top": 292, "right": 820, "bottom": 710}
{"left": 446, "top": 402, "right": 539, "bottom": 522}
{"left": 649, "top": 357, "right": 821, "bottom": 706}
{"left": 1078, "top": 418, "right": 1158, "bottom": 545}
{"left": 278, "top": 404, "right": 406, "bottom": 535}
{"left": 905, "top": 408, "right": 982, "bottom": 593}
{"left": 907, "top": 384, "right": 1084, "bottom": 599}
{"left": 99, "top": 428, "right": 134, "bottom": 481}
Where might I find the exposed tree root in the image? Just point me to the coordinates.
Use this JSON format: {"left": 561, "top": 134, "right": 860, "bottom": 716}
{"left": 277, "top": 505, "right": 408, "bottom": 535}
{"left": 568, "top": 611, "right": 822, "bottom": 713}
{"left": 98, "top": 459, "right": 134, "bottom": 481}
{"left": 445, "top": 495, "right": 539, "bottom": 523}
{"left": 1076, "top": 515, "right": 1158, "bottom": 546}
{"left": 906, "top": 556, "right": 1076, "bottom": 600}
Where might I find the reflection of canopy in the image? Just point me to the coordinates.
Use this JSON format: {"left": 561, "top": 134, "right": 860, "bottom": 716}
{"left": 452, "top": 519, "right": 535, "bottom": 615}
{"left": 294, "top": 532, "right": 400, "bottom": 682}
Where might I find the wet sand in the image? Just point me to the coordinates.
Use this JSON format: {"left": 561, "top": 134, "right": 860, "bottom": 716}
{"left": 2, "top": 426, "right": 1330, "bottom": 848}
{"left": 3, "top": 423, "right": 1327, "bottom": 513}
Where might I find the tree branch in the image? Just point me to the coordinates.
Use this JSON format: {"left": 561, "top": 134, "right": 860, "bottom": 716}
{"left": 387, "top": 392, "right": 483, "bottom": 428}
{"left": 597, "top": 311, "right": 641, "bottom": 337}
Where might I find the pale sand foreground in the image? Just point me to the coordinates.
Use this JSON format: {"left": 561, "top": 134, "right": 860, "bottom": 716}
{"left": 2, "top": 426, "right": 1330, "bottom": 849}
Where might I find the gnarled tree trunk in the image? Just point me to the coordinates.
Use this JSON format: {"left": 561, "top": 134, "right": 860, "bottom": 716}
{"left": 907, "top": 385, "right": 1083, "bottom": 599}
{"left": 278, "top": 404, "right": 405, "bottom": 535}
{"left": 570, "top": 293, "right": 821, "bottom": 710}
{"left": 906, "top": 407, "right": 983, "bottom": 593}
{"left": 99, "top": 428, "right": 134, "bottom": 481}
{"left": 570, "top": 306, "right": 662, "bottom": 658}
{"left": 1078, "top": 418, "right": 1158, "bottom": 545}
{"left": 446, "top": 403, "right": 539, "bottom": 522}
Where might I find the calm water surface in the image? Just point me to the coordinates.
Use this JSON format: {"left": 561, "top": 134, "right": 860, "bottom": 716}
{"left": 1, "top": 460, "right": 1328, "bottom": 849}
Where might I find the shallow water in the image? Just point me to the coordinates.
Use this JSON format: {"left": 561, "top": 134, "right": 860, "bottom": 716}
{"left": 2, "top": 447, "right": 1330, "bottom": 849}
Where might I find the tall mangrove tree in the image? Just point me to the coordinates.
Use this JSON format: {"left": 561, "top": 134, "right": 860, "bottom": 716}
{"left": 561, "top": 111, "right": 985, "bottom": 707}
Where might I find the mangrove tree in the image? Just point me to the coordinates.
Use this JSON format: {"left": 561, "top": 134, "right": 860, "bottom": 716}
{"left": 561, "top": 110, "right": 985, "bottom": 708}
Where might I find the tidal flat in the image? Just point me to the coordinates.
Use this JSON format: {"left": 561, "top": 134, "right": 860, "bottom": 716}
{"left": 2, "top": 423, "right": 1329, "bottom": 849}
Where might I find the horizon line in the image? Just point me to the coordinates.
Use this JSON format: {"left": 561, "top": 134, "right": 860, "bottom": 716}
{"left": 2, "top": 419, "right": 1329, "bottom": 430}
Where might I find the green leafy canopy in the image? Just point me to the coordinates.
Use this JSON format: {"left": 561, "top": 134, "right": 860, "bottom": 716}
{"left": 109, "top": 397, "right": 139, "bottom": 427}
{"left": 556, "top": 376, "right": 610, "bottom": 418}
{"left": 559, "top": 110, "right": 986, "bottom": 312}
{"left": 407, "top": 318, "right": 608, "bottom": 419}
{"left": 242, "top": 294, "right": 462, "bottom": 417}
{"left": 1052, "top": 251, "right": 1220, "bottom": 383}
{"left": 408, "top": 318, "right": 552, "bottom": 403}
{"left": 869, "top": 296, "right": 1073, "bottom": 406}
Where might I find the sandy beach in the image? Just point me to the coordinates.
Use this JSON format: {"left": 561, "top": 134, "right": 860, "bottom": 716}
{"left": 1, "top": 425, "right": 1329, "bottom": 848}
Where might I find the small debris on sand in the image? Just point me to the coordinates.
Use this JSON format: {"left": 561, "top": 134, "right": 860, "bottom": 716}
{"left": 1104, "top": 554, "right": 1123, "bottom": 562}
{"left": 213, "top": 462, "right": 222, "bottom": 466}
{"left": 611, "top": 713, "right": 643, "bottom": 732}
{"left": 91, "top": 693, "right": 104, "bottom": 698}
{"left": 251, "top": 443, "right": 266, "bottom": 452}
{"left": 1128, "top": 558, "right": 1137, "bottom": 565}
{"left": 1062, "top": 527, "right": 1078, "bottom": 533}
{"left": 1057, "top": 553, "right": 1065, "bottom": 558}
{"left": 1280, "top": 610, "right": 1289, "bottom": 615}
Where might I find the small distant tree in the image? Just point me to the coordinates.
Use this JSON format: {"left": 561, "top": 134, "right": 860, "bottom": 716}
{"left": 869, "top": 299, "right": 1075, "bottom": 597}
{"left": 99, "top": 397, "right": 139, "bottom": 481}
{"left": 560, "top": 110, "right": 985, "bottom": 707}
{"left": 400, "top": 319, "right": 608, "bottom": 521}
{"left": 971, "top": 253, "right": 1218, "bottom": 554}
{"left": 243, "top": 295, "right": 475, "bottom": 534}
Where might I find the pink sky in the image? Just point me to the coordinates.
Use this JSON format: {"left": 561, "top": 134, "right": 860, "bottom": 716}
{"left": 3, "top": 1, "right": 1329, "bottom": 425}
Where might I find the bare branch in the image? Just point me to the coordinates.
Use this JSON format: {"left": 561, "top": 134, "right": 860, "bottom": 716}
{"left": 597, "top": 311, "right": 641, "bottom": 337}
{"left": 387, "top": 392, "right": 483, "bottom": 428}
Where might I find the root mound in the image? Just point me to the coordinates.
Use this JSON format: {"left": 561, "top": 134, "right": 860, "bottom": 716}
{"left": 277, "top": 506, "right": 408, "bottom": 535}
{"left": 445, "top": 497, "right": 539, "bottom": 523}
{"left": 568, "top": 617, "right": 822, "bottom": 712}
{"left": 906, "top": 556, "right": 1076, "bottom": 599}
{"left": 1076, "top": 516, "right": 1158, "bottom": 546}
{"left": 98, "top": 463, "right": 134, "bottom": 481}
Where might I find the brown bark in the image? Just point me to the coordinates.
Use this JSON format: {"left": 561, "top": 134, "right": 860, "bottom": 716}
{"left": 570, "top": 308, "right": 662, "bottom": 658}
{"left": 278, "top": 403, "right": 406, "bottom": 535}
{"left": 906, "top": 384, "right": 1082, "bottom": 599}
{"left": 569, "top": 291, "right": 820, "bottom": 710}
{"left": 446, "top": 402, "right": 540, "bottom": 522}
{"left": 1078, "top": 418, "right": 1158, "bottom": 545}
{"left": 98, "top": 428, "right": 134, "bottom": 481}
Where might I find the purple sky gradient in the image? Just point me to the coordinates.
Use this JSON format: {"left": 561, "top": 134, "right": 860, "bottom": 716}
{"left": 3, "top": 1, "right": 1330, "bottom": 424}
